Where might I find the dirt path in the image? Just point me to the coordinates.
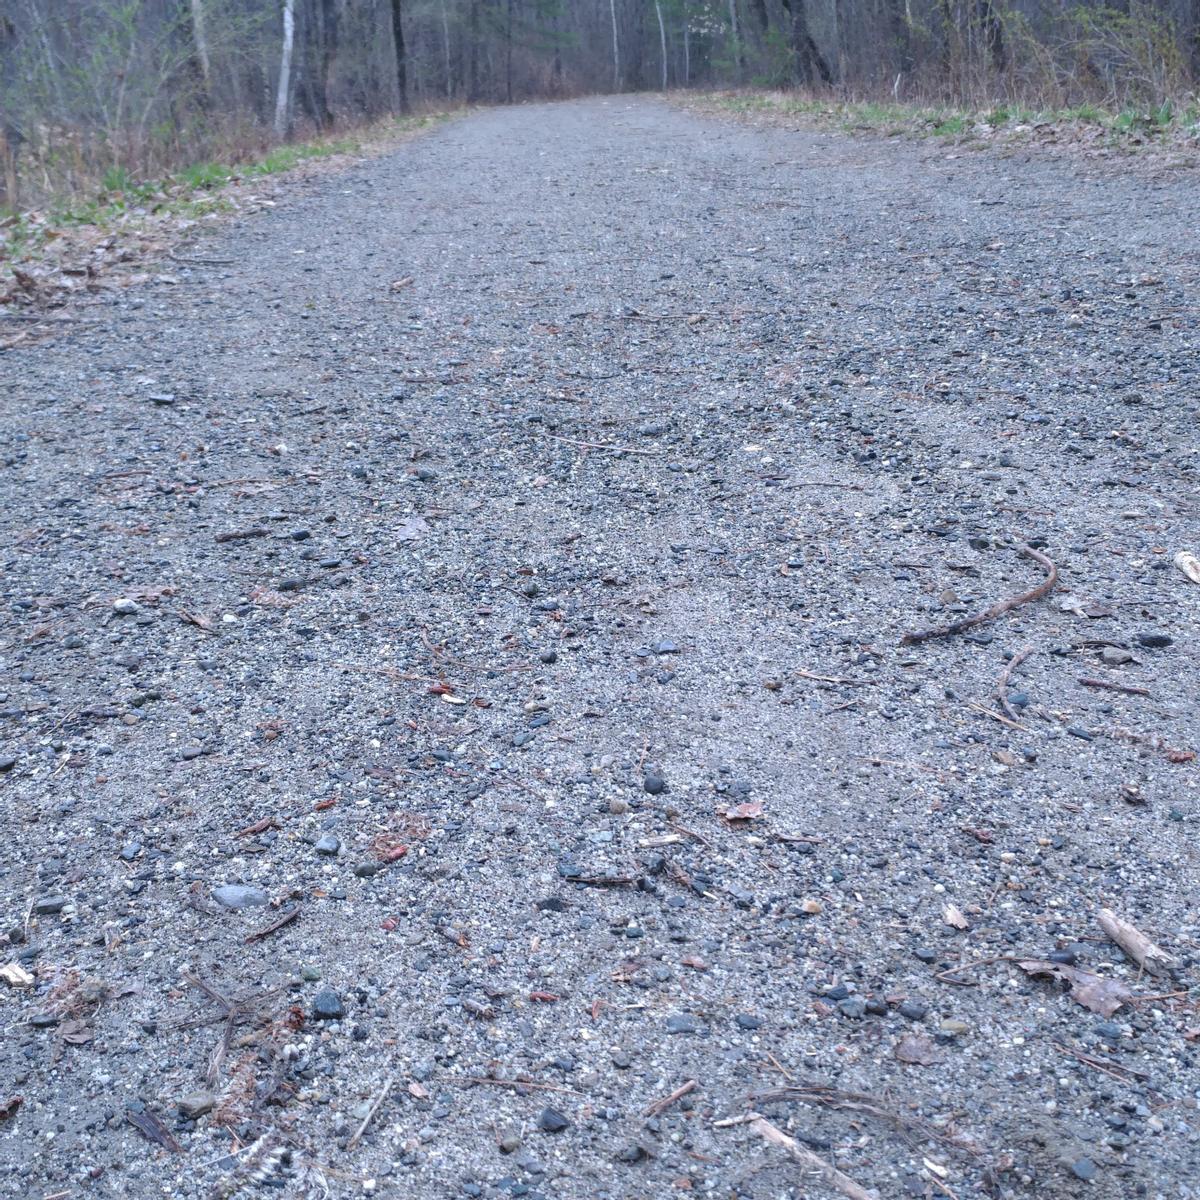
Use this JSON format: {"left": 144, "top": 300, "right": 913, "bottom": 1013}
{"left": 2, "top": 97, "right": 1198, "bottom": 1200}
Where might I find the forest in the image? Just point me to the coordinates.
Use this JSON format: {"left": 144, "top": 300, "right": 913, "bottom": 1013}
{"left": 2, "top": 0, "right": 1199, "bottom": 205}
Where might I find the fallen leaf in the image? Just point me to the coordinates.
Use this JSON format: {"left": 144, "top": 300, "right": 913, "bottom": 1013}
{"left": 681, "top": 956, "right": 708, "bottom": 971}
{"left": 1174, "top": 551, "right": 1200, "bottom": 584}
{"left": 719, "top": 800, "right": 764, "bottom": 821}
{"left": 1017, "top": 960, "right": 1133, "bottom": 1017}
{"left": 408, "top": 1081, "right": 430, "bottom": 1099}
{"left": 895, "top": 1033, "right": 940, "bottom": 1065}
{"left": 0, "top": 1096, "right": 21, "bottom": 1122}
{"left": 396, "top": 515, "right": 429, "bottom": 541}
{"left": 58, "top": 1019, "right": 94, "bottom": 1045}
{"left": 1166, "top": 748, "right": 1196, "bottom": 764}
{"left": 125, "top": 1106, "right": 181, "bottom": 1152}
{"left": 0, "top": 962, "right": 34, "bottom": 987}
{"left": 529, "top": 991, "right": 559, "bottom": 1003}
{"left": 942, "top": 904, "right": 970, "bottom": 931}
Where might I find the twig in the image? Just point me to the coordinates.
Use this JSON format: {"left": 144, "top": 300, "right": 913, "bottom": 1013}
{"left": 996, "top": 644, "right": 1034, "bottom": 719}
{"left": 244, "top": 903, "right": 301, "bottom": 944}
{"left": 215, "top": 527, "right": 269, "bottom": 543}
{"left": 667, "top": 821, "right": 715, "bottom": 849}
{"left": 463, "top": 1076, "right": 581, "bottom": 1095}
{"left": 715, "top": 1112, "right": 877, "bottom": 1200}
{"left": 168, "top": 249, "right": 235, "bottom": 266}
{"left": 1078, "top": 677, "right": 1151, "bottom": 697}
{"left": 346, "top": 1077, "right": 393, "bottom": 1149}
{"left": 643, "top": 1079, "right": 697, "bottom": 1118}
{"left": 1098, "top": 908, "right": 1174, "bottom": 977}
{"left": 965, "top": 700, "right": 1028, "bottom": 732}
{"left": 901, "top": 544, "right": 1057, "bottom": 645}
{"left": 796, "top": 668, "right": 870, "bottom": 686}
{"left": 1054, "top": 1042, "right": 1150, "bottom": 1082}
{"left": 548, "top": 434, "right": 658, "bottom": 456}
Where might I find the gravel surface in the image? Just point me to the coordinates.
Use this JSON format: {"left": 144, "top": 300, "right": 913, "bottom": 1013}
{"left": 2, "top": 96, "right": 1199, "bottom": 1200}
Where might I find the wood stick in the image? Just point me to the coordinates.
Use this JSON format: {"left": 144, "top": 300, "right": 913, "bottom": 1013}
{"left": 996, "top": 644, "right": 1034, "bottom": 719}
{"left": 902, "top": 544, "right": 1057, "bottom": 645}
{"left": 347, "top": 1076, "right": 393, "bottom": 1149}
{"left": 643, "top": 1079, "right": 697, "bottom": 1118}
{"left": 1078, "top": 677, "right": 1151, "bottom": 697}
{"left": 463, "top": 1076, "right": 581, "bottom": 1095}
{"left": 1098, "top": 908, "right": 1173, "bottom": 978}
{"left": 548, "top": 434, "right": 658, "bottom": 456}
{"left": 715, "top": 1112, "right": 877, "bottom": 1200}
{"left": 244, "top": 903, "right": 301, "bottom": 944}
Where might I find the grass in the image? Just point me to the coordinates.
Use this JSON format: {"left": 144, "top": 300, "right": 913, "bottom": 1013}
{"left": 698, "top": 90, "right": 1200, "bottom": 143}
{"left": 1, "top": 112, "right": 450, "bottom": 260}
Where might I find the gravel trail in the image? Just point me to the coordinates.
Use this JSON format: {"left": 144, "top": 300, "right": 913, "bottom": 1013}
{"left": 2, "top": 97, "right": 1199, "bottom": 1199}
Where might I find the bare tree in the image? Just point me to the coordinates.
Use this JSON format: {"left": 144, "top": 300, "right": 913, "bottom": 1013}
{"left": 274, "top": 0, "right": 296, "bottom": 136}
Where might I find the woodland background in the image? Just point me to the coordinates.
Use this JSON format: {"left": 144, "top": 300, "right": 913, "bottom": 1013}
{"left": 1, "top": 0, "right": 1199, "bottom": 206}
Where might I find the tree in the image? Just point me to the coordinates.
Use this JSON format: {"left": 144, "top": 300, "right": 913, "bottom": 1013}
{"left": 274, "top": 0, "right": 297, "bottom": 136}
{"left": 391, "top": 0, "right": 408, "bottom": 111}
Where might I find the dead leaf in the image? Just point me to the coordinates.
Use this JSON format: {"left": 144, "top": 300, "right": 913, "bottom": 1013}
{"left": 1174, "top": 551, "right": 1200, "bottom": 584}
{"left": 718, "top": 800, "right": 764, "bottom": 821}
{"left": 396, "top": 515, "right": 429, "bottom": 541}
{"left": 1058, "top": 595, "right": 1113, "bottom": 619}
{"left": 1017, "top": 960, "right": 1133, "bottom": 1017}
{"left": 407, "top": 1080, "right": 430, "bottom": 1100}
{"left": 942, "top": 904, "right": 970, "bottom": 931}
{"left": 0, "top": 1096, "right": 21, "bottom": 1122}
{"left": 125, "top": 1106, "right": 181, "bottom": 1152}
{"left": 1166, "top": 748, "right": 1196, "bottom": 764}
{"left": 58, "top": 1018, "right": 94, "bottom": 1045}
{"left": 895, "top": 1033, "right": 940, "bottom": 1065}
{"left": 0, "top": 962, "right": 34, "bottom": 987}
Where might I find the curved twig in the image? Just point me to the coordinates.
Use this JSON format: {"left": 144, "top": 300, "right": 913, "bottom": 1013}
{"left": 902, "top": 545, "right": 1057, "bottom": 645}
{"left": 996, "top": 644, "right": 1034, "bottom": 719}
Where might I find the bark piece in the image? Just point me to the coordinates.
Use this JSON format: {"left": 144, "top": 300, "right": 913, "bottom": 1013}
{"left": 1098, "top": 908, "right": 1173, "bottom": 978}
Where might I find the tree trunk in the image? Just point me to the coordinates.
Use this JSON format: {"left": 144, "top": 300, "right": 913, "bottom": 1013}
{"left": 609, "top": 0, "right": 621, "bottom": 89}
{"left": 390, "top": 0, "right": 408, "bottom": 111}
{"left": 273, "top": 0, "right": 296, "bottom": 137}
{"left": 188, "top": 0, "right": 212, "bottom": 98}
{"left": 655, "top": 0, "right": 667, "bottom": 89}
{"left": 313, "top": 0, "right": 339, "bottom": 128}
{"left": 728, "top": 0, "right": 744, "bottom": 74}
{"left": 505, "top": 0, "right": 513, "bottom": 103}
{"left": 780, "top": 0, "right": 831, "bottom": 85}
{"left": 440, "top": 0, "right": 452, "bottom": 98}
{"left": 978, "top": 0, "right": 1006, "bottom": 71}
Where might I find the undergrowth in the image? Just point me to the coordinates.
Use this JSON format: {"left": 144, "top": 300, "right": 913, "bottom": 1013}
{"left": 704, "top": 91, "right": 1200, "bottom": 142}
{"left": 1, "top": 114, "right": 448, "bottom": 259}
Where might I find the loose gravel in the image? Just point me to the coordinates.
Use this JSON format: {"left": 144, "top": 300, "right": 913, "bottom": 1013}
{"left": 1, "top": 96, "right": 1199, "bottom": 1200}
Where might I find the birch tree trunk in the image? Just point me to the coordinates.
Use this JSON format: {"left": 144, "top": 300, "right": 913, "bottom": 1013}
{"left": 655, "top": 0, "right": 667, "bottom": 89}
{"left": 609, "top": 0, "right": 621, "bottom": 89}
{"left": 273, "top": 0, "right": 296, "bottom": 136}
{"left": 189, "top": 0, "right": 212, "bottom": 92}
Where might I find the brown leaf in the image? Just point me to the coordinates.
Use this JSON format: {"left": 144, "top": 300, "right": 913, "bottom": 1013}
{"left": 396, "top": 515, "right": 429, "bottom": 541}
{"left": 719, "top": 800, "right": 764, "bottom": 821}
{"left": 0, "top": 1096, "right": 22, "bottom": 1122}
{"left": 58, "top": 1019, "right": 93, "bottom": 1044}
{"left": 942, "top": 903, "right": 970, "bottom": 931}
{"left": 895, "top": 1033, "right": 940, "bottom": 1065}
{"left": 1016, "top": 960, "right": 1133, "bottom": 1017}
{"left": 125, "top": 1107, "right": 181, "bottom": 1152}
{"left": 408, "top": 1081, "right": 431, "bottom": 1099}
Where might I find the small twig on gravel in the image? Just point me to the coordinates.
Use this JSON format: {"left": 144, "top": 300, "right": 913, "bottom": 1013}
{"left": 715, "top": 1112, "right": 877, "bottom": 1200}
{"left": 901, "top": 544, "right": 1057, "bottom": 645}
{"left": 965, "top": 700, "right": 1029, "bottom": 733}
{"left": 168, "top": 249, "right": 236, "bottom": 266}
{"left": 933, "top": 955, "right": 1023, "bottom": 985}
{"left": 347, "top": 1076, "right": 393, "bottom": 1149}
{"left": 788, "top": 480, "right": 864, "bottom": 490}
{"left": 1054, "top": 1042, "right": 1150, "bottom": 1083}
{"left": 548, "top": 434, "right": 658, "bottom": 456}
{"left": 667, "top": 821, "right": 715, "bottom": 849}
{"left": 796, "top": 668, "right": 871, "bottom": 686}
{"left": 464, "top": 1076, "right": 581, "bottom": 1095}
{"left": 1098, "top": 908, "right": 1174, "bottom": 977}
{"left": 996, "top": 644, "right": 1034, "bottom": 719}
{"left": 1078, "top": 677, "right": 1151, "bottom": 697}
{"left": 214, "top": 527, "right": 269, "bottom": 543}
{"left": 643, "top": 1079, "right": 697, "bottom": 1117}
{"left": 244, "top": 903, "right": 301, "bottom": 944}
